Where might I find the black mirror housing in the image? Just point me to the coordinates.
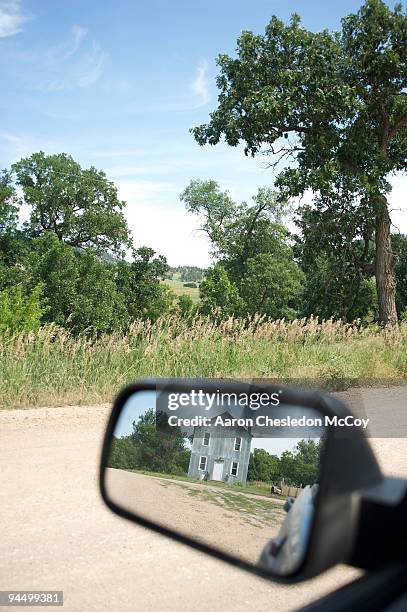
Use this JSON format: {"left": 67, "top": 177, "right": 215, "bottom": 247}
{"left": 99, "top": 378, "right": 387, "bottom": 583}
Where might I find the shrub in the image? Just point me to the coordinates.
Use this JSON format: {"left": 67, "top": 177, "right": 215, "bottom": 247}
{"left": 0, "top": 284, "right": 48, "bottom": 334}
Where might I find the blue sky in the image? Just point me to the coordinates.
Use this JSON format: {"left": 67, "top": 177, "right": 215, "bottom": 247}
{"left": 113, "top": 389, "right": 316, "bottom": 456}
{"left": 1, "top": 0, "right": 405, "bottom": 266}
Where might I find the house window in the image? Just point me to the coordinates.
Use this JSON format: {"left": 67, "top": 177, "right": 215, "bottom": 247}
{"left": 203, "top": 432, "right": 210, "bottom": 447}
{"left": 234, "top": 437, "right": 242, "bottom": 452}
{"left": 199, "top": 456, "right": 208, "bottom": 471}
{"left": 231, "top": 461, "right": 239, "bottom": 477}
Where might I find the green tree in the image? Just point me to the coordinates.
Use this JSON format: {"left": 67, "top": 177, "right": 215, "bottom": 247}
{"left": 0, "top": 171, "right": 31, "bottom": 290}
{"left": 181, "top": 180, "right": 292, "bottom": 280}
{"left": 292, "top": 439, "right": 322, "bottom": 486}
{"left": 0, "top": 284, "right": 48, "bottom": 334}
{"left": 247, "top": 448, "right": 280, "bottom": 482}
{"left": 31, "top": 233, "right": 79, "bottom": 326}
{"left": 393, "top": 234, "right": 407, "bottom": 316}
{"left": 248, "top": 440, "right": 322, "bottom": 487}
{"left": 179, "top": 266, "right": 206, "bottom": 283}
{"left": 240, "top": 253, "right": 305, "bottom": 319}
{"left": 182, "top": 180, "right": 303, "bottom": 318}
{"left": 71, "top": 250, "right": 128, "bottom": 334}
{"left": 278, "top": 451, "right": 298, "bottom": 486}
{"left": 12, "top": 152, "right": 131, "bottom": 256}
{"left": 0, "top": 170, "right": 18, "bottom": 233}
{"left": 199, "top": 265, "right": 244, "bottom": 318}
{"left": 280, "top": 440, "right": 322, "bottom": 486}
{"left": 295, "top": 202, "right": 379, "bottom": 320}
{"left": 299, "top": 256, "right": 378, "bottom": 321}
{"left": 180, "top": 179, "right": 236, "bottom": 259}
{"left": 108, "top": 436, "right": 139, "bottom": 470}
{"left": 175, "top": 294, "right": 199, "bottom": 320}
{"left": 295, "top": 439, "right": 322, "bottom": 466}
{"left": 192, "top": 0, "right": 407, "bottom": 325}
{"left": 116, "top": 247, "right": 172, "bottom": 321}
{"left": 131, "top": 408, "right": 191, "bottom": 474}
{"left": 0, "top": 231, "right": 33, "bottom": 291}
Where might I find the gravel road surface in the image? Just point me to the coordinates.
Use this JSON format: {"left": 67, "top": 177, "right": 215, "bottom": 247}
{"left": 105, "top": 469, "right": 286, "bottom": 564}
{"left": 1, "top": 387, "right": 406, "bottom": 612}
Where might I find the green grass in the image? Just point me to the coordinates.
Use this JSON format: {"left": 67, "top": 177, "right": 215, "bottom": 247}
{"left": 0, "top": 316, "right": 406, "bottom": 408}
{"left": 169, "top": 482, "right": 285, "bottom": 527}
{"left": 162, "top": 272, "right": 200, "bottom": 303}
{"left": 131, "top": 469, "right": 287, "bottom": 499}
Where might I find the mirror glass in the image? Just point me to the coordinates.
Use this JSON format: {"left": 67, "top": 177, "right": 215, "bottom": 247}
{"left": 103, "top": 385, "right": 326, "bottom": 576}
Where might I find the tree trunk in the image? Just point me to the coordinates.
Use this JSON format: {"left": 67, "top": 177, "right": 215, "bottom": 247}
{"left": 375, "top": 211, "right": 398, "bottom": 326}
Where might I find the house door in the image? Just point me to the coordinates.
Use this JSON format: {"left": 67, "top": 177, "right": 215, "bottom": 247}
{"left": 212, "top": 460, "right": 224, "bottom": 481}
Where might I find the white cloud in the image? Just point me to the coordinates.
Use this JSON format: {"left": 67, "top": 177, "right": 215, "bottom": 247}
{"left": 0, "top": 131, "right": 30, "bottom": 157}
{"left": 44, "top": 25, "right": 88, "bottom": 65}
{"left": 46, "top": 30, "right": 106, "bottom": 91}
{"left": 116, "top": 179, "right": 212, "bottom": 267}
{"left": 117, "top": 179, "right": 177, "bottom": 203}
{"left": 151, "top": 59, "right": 211, "bottom": 112}
{"left": 75, "top": 42, "right": 105, "bottom": 88}
{"left": 91, "top": 148, "right": 146, "bottom": 159}
{"left": 190, "top": 60, "right": 210, "bottom": 107}
{"left": 0, "top": 0, "right": 28, "bottom": 38}
{"left": 0, "top": 131, "right": 65, "bottom": 165}
{"left": 70, "top": 25, "right": 88, "bottom": 52}
{"left": 0, "top": 23, "right": 106, "bottom": 91}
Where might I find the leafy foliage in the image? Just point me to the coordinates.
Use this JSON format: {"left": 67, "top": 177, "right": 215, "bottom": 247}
{"left": 240, "top": 253, "right": 305, "bottom": 319}
{"left": 393, "top": 234, "right": 407, "bottom": 316}
{"left": 108, "top": 436, "right": 139, "bottom": 470}
{"left": 247, "top": 448, "right": 280, "bottom": 483}
{"left": 116, "top": 247, "right": 173, "bottom": 322}
{"left": 0, "top": 150, "right": 177, "bottom": 335}
{"left": 31, "top": 233, "right": 79, "bottom": 326}
{"left": 248, "top": 439, "right": 322, "bottom": 487}
{"left": 108, "top": 409, "right": 191, "bottom": 475}
{"left": 12, "top": 152, "right": 131, "bottom": 256}
{"left": 0, "top": 231, "right": 34, "bottom": 291}
{"left": 175, "top": 294, "right": 199, "bottom": 320}
{"left": 182, "top": 180, "right": 304, "bottom": 319}
{"left": 192, "top": 0, "right": 407, "bottom": 323}
{"left": 0, "top": 284, "right": 48, "bottom": 334}
{"left": 0, "top": 170, "right": 19, "bottom": 233}
{"left": 199, "top": 265, "right": 244, "bottom": 319}
{"left": 70, "top": 250, "right": 128, "bottom": 335}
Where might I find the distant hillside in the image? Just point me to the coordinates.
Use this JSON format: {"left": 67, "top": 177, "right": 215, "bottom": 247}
{"left": 167, "top": 266, "right": 206, "bottom": 283}
{"left": 162, "top": 267, "right": 205, "bottom": 303}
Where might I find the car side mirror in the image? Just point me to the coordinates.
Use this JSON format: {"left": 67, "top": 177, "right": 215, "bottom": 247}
{"left": 99, "top": 378, "right": 386, "bottom": 582}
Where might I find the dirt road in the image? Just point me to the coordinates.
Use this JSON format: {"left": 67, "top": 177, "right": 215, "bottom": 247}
{"left": 1, "top": 390, "right": 406, "bottom": 612}
{"left": 106, "top": 469, "right": 286, "bottom": 564}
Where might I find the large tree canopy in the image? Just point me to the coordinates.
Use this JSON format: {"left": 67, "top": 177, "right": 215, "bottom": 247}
{"left": 181, "top": 179, "right": 304, "bottom": 319}
{"left": 0, "top": 153, "right": 178, "bottom": 335}
{"left": 12, "top": 151, "right": 131, "bottom": 256}
{"left": 192, "top": 0, "right": 407, "bottom": 325}
{"left": 181, "top": 180, "right": 294, "bottom": 278}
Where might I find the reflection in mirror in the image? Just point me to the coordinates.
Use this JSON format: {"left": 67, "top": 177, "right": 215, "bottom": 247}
{"left": 104, "top": 387, "right": 325, "bottom": 576}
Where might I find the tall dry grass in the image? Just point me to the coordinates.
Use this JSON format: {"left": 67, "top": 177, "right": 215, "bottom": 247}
{"left": 1, "top": 315, "right": 406, "bottom": 409}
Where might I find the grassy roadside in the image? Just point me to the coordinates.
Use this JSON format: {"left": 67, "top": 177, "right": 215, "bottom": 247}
{"left": 1, "top": 316, "right": 406, "bottom": 409}
{"left": 133, "top": 469, "right": 286, "bottom": 499}
{"left": 170, "top": 483, "right": 285, "bottom": 527}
